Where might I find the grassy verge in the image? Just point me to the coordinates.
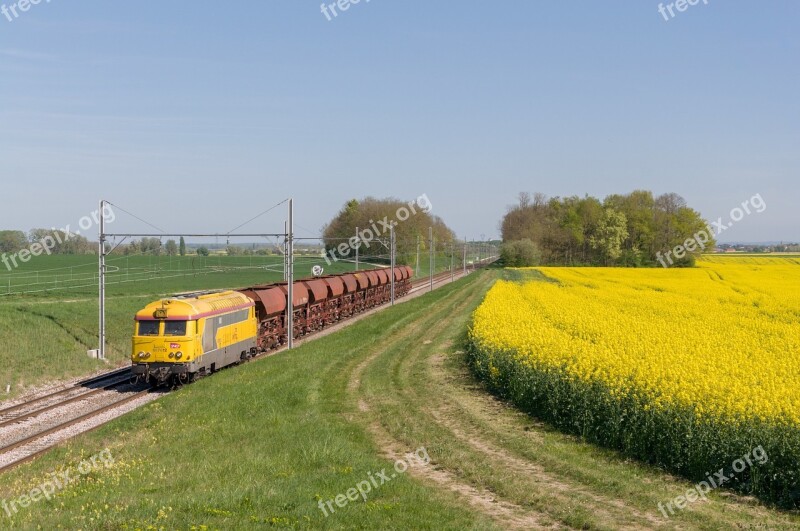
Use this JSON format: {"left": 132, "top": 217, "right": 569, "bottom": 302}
{"left": 1, "top": 271, "right": 797, "bottom": 529}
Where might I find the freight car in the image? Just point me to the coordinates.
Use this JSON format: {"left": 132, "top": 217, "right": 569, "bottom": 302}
{"left": 131, "top": 266, "right": 413, "bottom": 386}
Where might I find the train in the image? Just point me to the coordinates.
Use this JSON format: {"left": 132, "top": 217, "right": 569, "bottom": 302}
{"left": 131, "top": 266, "right": 414, "bottom": 386}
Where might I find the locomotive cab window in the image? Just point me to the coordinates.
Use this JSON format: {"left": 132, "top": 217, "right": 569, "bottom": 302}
{"left": 164, "top": 321, "right": 187, "bottom": 336}
{"left": 138, "top": 321, "right": 160, "bottom": 336}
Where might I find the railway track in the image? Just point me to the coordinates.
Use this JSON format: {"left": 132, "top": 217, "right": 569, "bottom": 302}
{"left": 0, "top": 262, "right": 495, "bottom": 475}
{"left": 0, "top": 369, "right": 133, "bottom": 429}
{"left": 0, "top": 374, "right": 156, "bottom": 474}
{"left": 411, "top": 270, "right": 465, "bottom": 292}
{"left": 410, "top": 259, "right": 496, "bottom": 293}
{"left": 0, "top": 366, "right": 131, "bottom": 420}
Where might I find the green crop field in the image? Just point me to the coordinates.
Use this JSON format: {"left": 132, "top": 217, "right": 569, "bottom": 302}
{"left": 0, "top": 254, "right": 342, "bottom": 299}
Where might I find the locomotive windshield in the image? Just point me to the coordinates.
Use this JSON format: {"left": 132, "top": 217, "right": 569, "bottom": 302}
{"left": 138, "top": 321, "right": 160, "bottom": 336}
{"left": 164, "top": 321, "right": 187, "bottom": 336}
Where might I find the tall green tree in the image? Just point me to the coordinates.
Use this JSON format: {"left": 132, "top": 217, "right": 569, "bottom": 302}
{"left": 179, "top": 236, "right": 186, "bottom": 256}
{"left": 590, "top": 209, "right": 629, "bottom": 265}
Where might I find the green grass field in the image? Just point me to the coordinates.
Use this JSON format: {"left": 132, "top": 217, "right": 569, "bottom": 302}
{"left": 0, "top": 251, "right": 479, "bottom": 398}
{"left": 0, "top": 254, "right": 345, "bottom": 298}
{"left": 2, "top": 271, "right": 797, "bottom": 529}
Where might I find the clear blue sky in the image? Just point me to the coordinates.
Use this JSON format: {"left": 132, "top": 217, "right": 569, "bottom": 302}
{"left": 1, "top": 1, "right": 797, "bottom": 243}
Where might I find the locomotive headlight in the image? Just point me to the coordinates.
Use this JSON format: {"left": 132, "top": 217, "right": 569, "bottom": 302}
{"left": 138, "top": 352, "right": 151, "bottom": 360}
{"left": 168, "top": 352, "right": 175, "bottom": 359}
{"left": 175, "top": 352, "right": 183, "bottom": 360}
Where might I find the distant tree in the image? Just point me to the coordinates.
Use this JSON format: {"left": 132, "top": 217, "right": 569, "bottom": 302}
{"left": 27, "top": 229, "right": 92, "bottom": 255}
{"left": 136, "top": 237, "right": 163, "bottom": 255}
{"left": 165, "top": 239, "right": 178, "bottom": 256}
{"left": 0, "top": 230, "right": 27, "bottom": 253}
{"left": 123, "top": 241, "right": 140, "bottom": 256}
{"left": 590, "top": 209, "right": 629, "bottom": 265}
{"left": 179, "top": 236, "right": 186, "bottom": 256}
{"left": 196, "top": 246, "right": 210, "bottom": 256}
{"left": 226, "top": 245, "right": 243, "bottom": 256}
{"left": 322, "top": 196, "right": 456, "bottom": 265}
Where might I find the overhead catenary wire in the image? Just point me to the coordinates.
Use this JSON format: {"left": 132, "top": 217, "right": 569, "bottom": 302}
{"left": 107, "top": 202, "right": 166, "bottom": 234}
{"left": 227, "top": 198, "right": 289, "bottom": 235}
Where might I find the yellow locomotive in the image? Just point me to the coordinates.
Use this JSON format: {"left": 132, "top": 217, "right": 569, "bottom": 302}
{"left": 131, "top": 290, "right": 258, "bottom": 386}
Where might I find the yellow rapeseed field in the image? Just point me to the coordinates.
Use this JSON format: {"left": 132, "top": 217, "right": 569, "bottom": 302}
{"left": 470, "top": 256, "right": 800, "bottom": 425}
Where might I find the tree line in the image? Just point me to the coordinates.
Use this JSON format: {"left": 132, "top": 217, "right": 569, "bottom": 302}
{"left": 0, "top": 231, "right": 194, "bottom": 257}
{"left": 501, "top": 191, "right": 714, "bottom": 267}
{"left": 113, "top": 237, "right": 194, "bottom": 256}
{"left": 0, "top": 229, "right": 94, "bottom": 255}
{"left": 0, "top": 230, "right": 299, "bottom": 258}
